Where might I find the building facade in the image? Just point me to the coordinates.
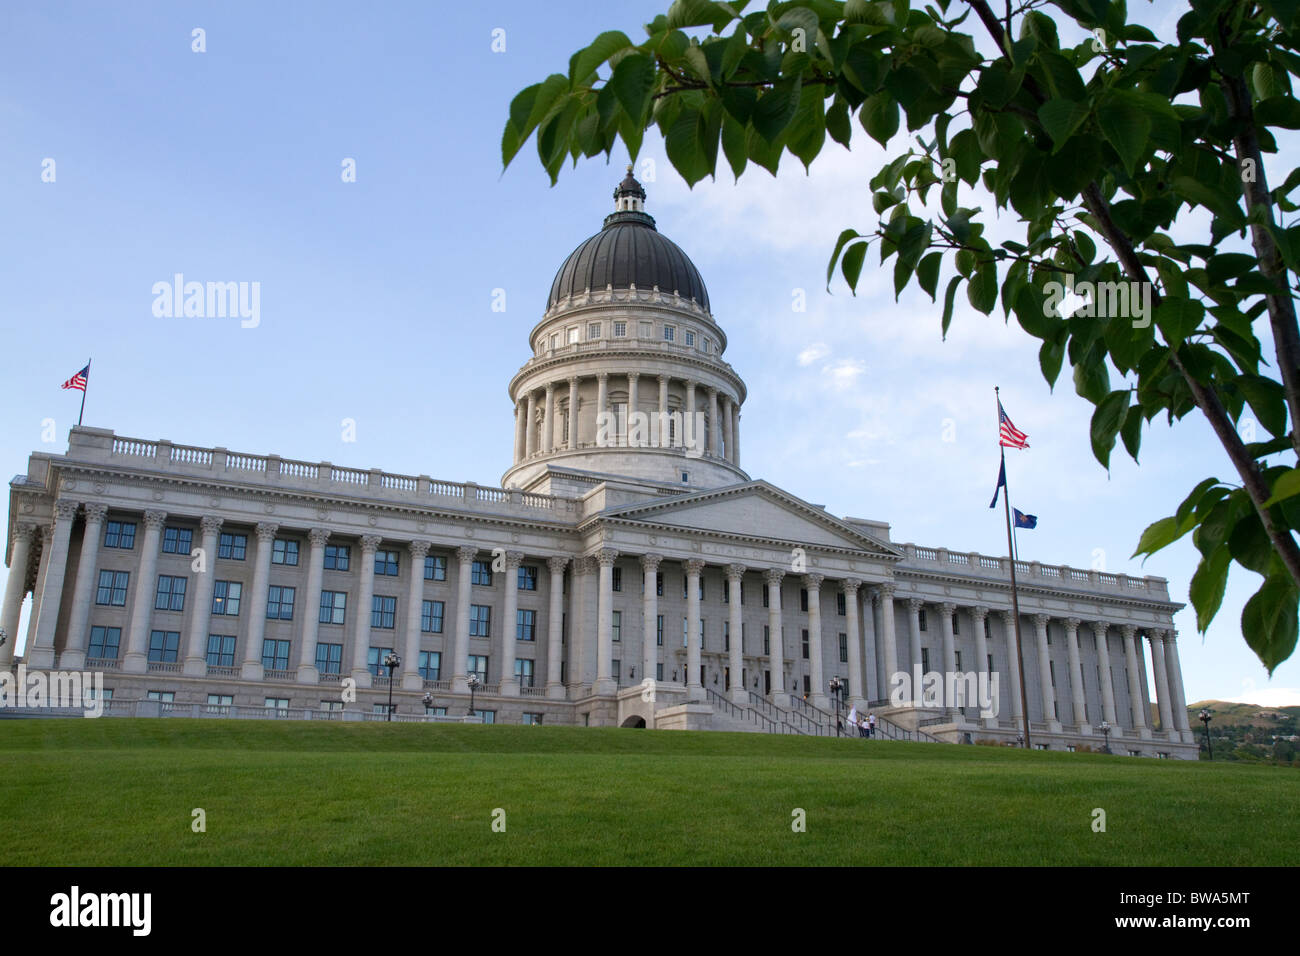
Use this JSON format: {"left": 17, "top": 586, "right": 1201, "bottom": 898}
{"left": 1, "top": 172, "right": 1197, "bottom": 756}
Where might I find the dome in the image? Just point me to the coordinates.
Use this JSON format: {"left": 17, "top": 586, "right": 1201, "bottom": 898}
{"left": 546, "top": 169, "right": 710, "bottom": 312}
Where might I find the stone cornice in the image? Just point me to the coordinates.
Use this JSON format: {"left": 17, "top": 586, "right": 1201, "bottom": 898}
{"left": 893, "top": 565, "right": 1184, "bottom": 616}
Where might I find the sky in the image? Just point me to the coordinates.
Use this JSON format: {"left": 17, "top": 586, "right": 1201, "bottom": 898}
{"left": 1, "top": 0, "right": 1297, "bottom": 707}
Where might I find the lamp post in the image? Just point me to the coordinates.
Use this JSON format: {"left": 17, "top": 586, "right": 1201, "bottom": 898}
{"left": 384, "top": 652, "right": 401, "bottom": 722}
{"left": 829, "top": 676, "right": 843, "bottom": 737}
{"left": 467, "top": 673, "right": 481, "bottom": 718}
{"left": 422, "top": 692, "right": 436, "bottom": 719}
{"left": 1099, "top": 719, "right": 1112, "bottom": 754}
{"left": 1199, "top": 708, "right": 1213, "bottom": 759}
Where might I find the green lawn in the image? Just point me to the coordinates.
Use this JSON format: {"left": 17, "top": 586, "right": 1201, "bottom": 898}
{"left": 1, "top": 719, "right": 1294, "bottom": 866}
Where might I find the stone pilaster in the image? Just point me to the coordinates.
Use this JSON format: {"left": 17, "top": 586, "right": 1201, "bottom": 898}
{"left": 450, "top": 545, "right": 476, "bottom": 692}
{"left": 726, "top": 564, "right": 746, "bottom": 705}
{"left": 0, "top": 522, "right": 37, "bottom": 671}
{"left": 294, "top": 527, "right": 329, "bottom": 683}
{"left": 545, "top": 556, "right": 568, "bottom": 699}
{"left": 25, "top": 499, "right": 79, "bottom": 669}
{"left": 499, "top": 550, "right": 524, "bottom": 696}
{"left": 640, "top": 553, "right": 662, "bottom": 688}
{"left": 182, "top": 516, "right": 224, "bottom": 677}
{"left": 1064, "top": 617, "right": 1090, "bottom": 733}
{"left": 239, "top": 522, "right": 280, "bottom": 681}
{"left": 402, "top": 540, "right": 432, "bottom": 691}
{"left": 122, "top": 510, "right": 168, "bottom": 674}
{"left": 685, "top": 558, "right": 705, "bottom": 699}
{"left": 59, "top": 502, "right": 108, "bottom": 669}
{"left": 594, "top": 548, "right": 619, "bottom": 695}
{"left": 804, "top": 574, "right": 828, "bottom": 709}
{"left": 764, "top": 568, "right": 786, "bottom": 705}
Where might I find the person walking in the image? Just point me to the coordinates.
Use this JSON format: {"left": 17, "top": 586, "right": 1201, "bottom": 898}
{"left": 868, "top": 712, "right": 877, "bottom": 738}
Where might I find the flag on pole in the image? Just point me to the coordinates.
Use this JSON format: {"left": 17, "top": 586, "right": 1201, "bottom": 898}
{"left": 61, "top": 365, "right": 89, "bottom": 391}
{"left": 1013, "top": 508, "right": 1038, "bottom": 529}
{"left": 997, "top": 399, "right": 1029, "bottom": 449}
{"left": 989, "top": 458, "right": 1006, "bottom": 508}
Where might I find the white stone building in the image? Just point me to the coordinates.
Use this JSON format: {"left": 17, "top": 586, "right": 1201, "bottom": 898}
{"left": 1, "top": 171, "right": 1197, "bottom": 756}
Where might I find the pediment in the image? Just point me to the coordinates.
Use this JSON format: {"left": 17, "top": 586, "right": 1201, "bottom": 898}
{"left": 597, "top": 481, "right": 901, "bottom": 559}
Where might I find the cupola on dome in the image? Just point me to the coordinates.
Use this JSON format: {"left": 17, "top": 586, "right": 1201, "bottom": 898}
{"left": 546, "top": 167, "right": 710, "bottom": 312}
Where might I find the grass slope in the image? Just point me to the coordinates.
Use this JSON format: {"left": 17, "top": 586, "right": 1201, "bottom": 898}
{"left": 1, "top": 719, "right": 1295, "bottom": 866}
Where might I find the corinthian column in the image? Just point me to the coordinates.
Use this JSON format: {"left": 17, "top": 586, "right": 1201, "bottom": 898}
{"left": 971, "top": 605, "right": 993, "bottom": 726}
{"left": 804, "top": 574, "right": 828, "bottom": 709}
{"left": 451, "top": 545, "right": 476, "bottom": 692}
{"left": 641, "top": 553, "right": 662, "bottom": 688}
{"left": 726, "top": 564, "right": 746, "bottom": 705}
{"left": 183, "top": 516, "right": 224, "bottom": 677}
{"left": 1164, "top": 631, "right": 1191, "bottom": 736}
{"left": 1064, "top": 617, "right": 1090, "bottom": 733}
{"left": 876, "top": 584, "right": 898, "bottom": 701}
{"left": 1000, "top": 610, "right": 1023, "bottom": 723}
{"left": 764, "top": 568, "right": 786, "bottom": 705}
{"left": 684, "top": 380, "right": 698, "bottom": 454}
{"left": 842, "top": 578, "right": 864, "bottom": 709}
{"left": 524, "top": 392, "right": 537, "bottom": 457}
{"left": 545, "top": 556, "right": 568, "bottom": 699}
{"left": 542, "top": 382, "right": 556, "bottom": 453}
{"left": 349, "top": 535, "right": 383, "bottom": 688}
{"left": 906, "top": 598, "right": 924, "bottom": 704}
{"left": 594, "top": 549, "right": 619, "bottom": 695}
{"left": 627, "top": 373, "right": 640, "bottom": 447}
{"left": 295, "top": 527, "right": 329, "bottom": 683}
{"left": 595, "top": 374, "right": 609, "bottom": 443}
{"left": 402, "top": 540, "right": 432, "bottom": 690}
{"left": 568, "top": 377, "right": 580, "bottom": 449}
{"left": 499, "top": 550, "right": 524, "bottom": 696}
{"left": 0, "top": 522, "right": 37, "bottom": 671}
{"left": 1149, "top": 629, "right": 1176, "bottom": 736}
{"left": 1034, "top": 614, "right": 1061, "bottom": 732}
{"left": 59, "top": 503, "right": 108, "bottom": 669}
{"left": 1095, "top": 622, "right": 1119, "bottom": 731}
{"left": 707, "top": 387, "right": 719, "bottom": 457}
{"left": 26, "top": 499, "right": 79, "bottom": 669}
{"left": 940, "top": 602, "right": 957, "bottom": 713}
{"left": 685, "top": 559, "right": 705, "bottom": 699}
{"left": 723, "top": 396, "right": 735, "bottom": 462}
{"left": 239, "top": 522, "right": 280, "bottom": 681}
{"left": 513, "top": 400, "right": 526, "bottom": 463}
{"left": 1122, "top": 624, "right": 1150, "bottom": 737}
{"left": 122, "top": 510, "right": 167, "bottom": 674}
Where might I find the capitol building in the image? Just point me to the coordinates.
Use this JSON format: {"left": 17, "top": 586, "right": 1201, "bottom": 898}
{"left": 1, "top": 171, "right": 1197, "bottom": 757}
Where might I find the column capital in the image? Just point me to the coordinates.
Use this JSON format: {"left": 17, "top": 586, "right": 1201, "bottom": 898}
{"left": 763, "top": 567, "right": 785, "bottom": 586}
{"left": 360, "top": 534, "right": 383, "bottom": 554}
{"left": 971, "top": 605, "right": 989, "bottom": 621}
{"left": 503, "top": 550, "right": 525, "bottom": 571}
{"left": 875, "top": 581, "right": 896, "bottom": 599}
{"left": 640, "top": 552, "right": 663, "bottom": 572}
{"left": 1121, "top": 623, "right": 1138, "bottom": 639}
{"left": 13, "top": 521, "right": 38, "bottom": 543}
{"left": 724, "top": 563, "right": 747, "bottom": 580}
{"left": 1064, "top": 616, "right": 1081, "bottom": 630}
{"left": 307, "top": 527, "right": 330, "bottom": 547}
{"left": 596, "top": 548, "right": 620, "bottom": 568}
{"left": 574, "top": 555, "right": 598, "bottom": 575}
{"left": 684, "top": 378, "right": 697, "bottom": 389}
{"left": 684, "top": 558, "right": 706, "bottom": 576}
{"left": 546, "top": 555, "right": 570, "bottom": 574}
{"left": 202, "top": 516, "right": 226, "bottom": 536}
{"left": 596, "top": 371, "right": 609, "bottom": 384}
{"left": 940, "top": 601, "right": 957, "bottom": 615}
{"left": 658, "top": 373, "right": 670, "bottom": 385}
{"left": 706, "top": 385, "right": 717, "bottom": 397}
{"left": 907, "top": 597, "right": 924, "bottom": 612}
{"left": 802, "top": 572, "right": 825, "bottom": 591}
{"left": 627, "top": 371, "right": 639, "bottom": 384}
{"left": 1091, "top": 620, "right": 1111, "bottom": 635}
{"left": 1033, "top": 613, "right": 1050, "bottom": 628}
{"left": 54, "top": 499, "right": 80, "bottom": 521}
{"left": 142, "top": 509, "right": 168, "bottom": 530}
{"left": 408, "top": 539, "right": 432, "bottom": 560}
{"left": 255, "top": 522, "right": 280, "bottom": 543}
{"left": 840, "top": 577, "right": 861, "bottom": 596}
{"left": 455, "top": 545, "right": 477, "bottom": 562}
{"left": 544, "top": 381, "right": 556, "bottom": 395}
{"left": 81, "top": 502, "right": 109, "bottom": 523}
{"left": 1149, "top": 628, "right": 1171, "bottom": 644}
{"left": 568, "top": 375, "right": 579, "bottom": 387}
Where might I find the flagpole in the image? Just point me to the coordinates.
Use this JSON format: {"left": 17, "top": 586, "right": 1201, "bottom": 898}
{"left": 997, "top": 387, "right": 1032, "bottom": 750}
{"left": 78, "top": 358, "right": 90, "bottom": 426}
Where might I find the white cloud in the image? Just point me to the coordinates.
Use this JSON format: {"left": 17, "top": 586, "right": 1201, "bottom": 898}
{"left": 797, "top": 342, "right": 830, "bottom": 365}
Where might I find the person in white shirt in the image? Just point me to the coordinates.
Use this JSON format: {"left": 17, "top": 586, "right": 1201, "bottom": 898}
{"left": 845, "top": 705, "right": 858, "bottom": 736}
{"left": 868, "top": 712, "right": 877, "bottom": 737}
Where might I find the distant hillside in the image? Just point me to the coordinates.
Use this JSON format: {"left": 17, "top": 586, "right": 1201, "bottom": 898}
{"left": 1184, "top": 700, "right": 1299, "bottom": 765}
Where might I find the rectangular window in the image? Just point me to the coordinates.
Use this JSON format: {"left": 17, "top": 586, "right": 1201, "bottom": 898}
{"left": 588, "top": 322, "right": 601, "bottom": 339}
{"left": 612, "top": 659, "right": 621, "bottom": 683}
{"left": 467, "top": 655, "right": 489, "bottom": 682}
{"left": 800, "top": 589, "right": 808, "bottom": 612}
{"left": 955, "top": 650, "right": 962, "bottom": 670}
{"left": 762, "top": 586, "right": 769, "bottom": 608}
{"left": 367, "top": 646, "right": 395, "bottom": 678}
{"left": 206, "top": 634, "right": 236, "bottom": 667}
{"left": 88, "top": 626, "right": 121, "bottom": 660}
{"left": 612, "top": 567, "right": 622, "bottom": 592}
{"left": 839, "top": 633, "right": 848, "bottom": 663}
{"left": 611, "top": 610, "right": 621, "bottom": 643}
{"left": 212, "top": 581, "right": 242, "bottom": 616}
{"left": 517, "top": 565, "right": 538, "bottom": 590}
{"left": 517, "top": 608, "right": 536, "bottom": 641}
{"left": 802, "top": 628, "right": 810, "bottom": 660}
{"left": 656, "top": 614, "right": 663, "bottom": 646}
{"left": 319, "top": 590, "right": 346, "bottom": 625}
{"left": 371, "top": 594, "right": 397, "bottom": 629}
{"left": 375, "top": 549, "right": 399, "bottom": 576}
{"left": 919, "top": 609, "right": 928, "bottom": 631}
{"left": 425, "top": 554, "right": 447, "bottom": 580}
{"left": 324, "top": 544, "right": 350, "bottom": 571}
{"left": 265, "top": 698, "right": 289, "bottom": 715}
{"left": 95, "top": 570, "right": 129, "bottom": 606}
{"left": 614, "top": 321, "right": 627, "bottom": 337}
{"left": 657, "top": 572, "right": 664, "bottom": 596}
{"left": 685, "top": 330, "right": 695, "bottom": 347}
{"left": 763, "top": 626, "right": 770, "bottom": 655}
{"left": 315, "top": 642, "right": 343, "bottom": 675}
{"left": 723, "top": 621, "right": 730, "bottom": 651}
{"left": 154, "top": 575, "right": 187, "bottom": 611}
{"left": 161, "top": 526, "right": 193, "bottom": 554}
{"left": 103, "top": 520, "right": 136, "bottom": 550}
{"left": 261, "top": 639, "right": 291, "bottom": 671}
{"left": 954, "top": 614, "right": 960, "bottom": 635}
{"left": 272, "top": 538, "right": 299, "bottom": 566}
{"left": 147, "top": 690, "right": 175, "bottom": 702}
{"left": 922, "top": 648, "right": 931, "bottom": 672}
{"left": 837, "top": 593, "right": 847, "bottom": 616}
{"left": 147, "top": 630, "right": 180, "bottom": 663}
{"left": 515, "top": 658, "right": 535, "bottom": 688}
{"left": 218, "top": 532, "right": 247, "bottom": 560}
{"left": 471, "top": 560, "right": 493, "bottom": 586}
{"left": 682, "top": 617, "right": 688, "bottom": 648}
{"left": 656, "top": 663, "right": 663, "bottom": 681}
{"left": 418, "top": 650, "right": 441, "bottom": 681}
{"left": 206, "top": 694, "right": 233, "bottom": 712}
{"left": 421, "top": 600, "right": 444, "bottom": 633}
{"left": 567, "top": 326, "right": 579, "bottom": 344}
{"left": 470, "top": 604, "right": 491, "bottom": 637}
{"left": 663, "top": 325, "right": 675, "bottom": 342}
{"left": 478, "top": 710, "right": 496, "bottom": 724}
{"left": 723, "top": 580, "right": 729, "bottom": 604}
{"left": 266, "top": 585, "right": 295, "bottom": 620}
{"left": 522, "top": 712, "right": 544, "bottom": 725}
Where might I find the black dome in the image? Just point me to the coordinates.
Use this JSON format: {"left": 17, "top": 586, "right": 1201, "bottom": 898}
{"left": 547, "top": 206, "right": 710, "bottom": 312}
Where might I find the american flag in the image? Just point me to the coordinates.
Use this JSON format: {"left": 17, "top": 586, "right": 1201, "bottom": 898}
{"left": 998, "top": 399, "right": 1029, "bottom": 449}
{"left": 61, "top": 365, "right": 89, "bottom": 392}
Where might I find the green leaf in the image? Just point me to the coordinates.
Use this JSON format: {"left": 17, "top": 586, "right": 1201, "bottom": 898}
{"left": 827, "top": 228, "right": 862, "bottom": 288}
{"left": 785, "top": 84, "right": 827, "bottom": 170}
{"left": 1154, "top": 297, "right": 1204, "bottom": 349}
{"left": 720, "top": 111, "right": 748, "bottom": 180}
{"left": 665, "top": 107, "right": 711, "bottom": 186}
{"left": 827, "top": 98, "right": 851, "bottom": 147}
{"left": 569, "top": 31, "right": 634, "bottom": 87}
{"left": 941, "top": 275, "right": 961, "bottom": 338}
{"left": 1120, "top": 403, "right": 1143, "bottom": 461}
{"left": 1241, "top": 574, "right": 1299, "bottom": 675}
{"left": 1096, "top": 93, "right": 1151, "bottom": 175}
{"left": 967, "top": 264, "right": 998, "bottom": 314}
{"left": 609, "top": 54, "right": 657, "bottom": 123}
{"left": 1133, "top": 513, "right": 1196, "bottom": 559}
{"left": 1228, "top": 512, "right": 1274, "bottom": 575}
{"left": 841, "top": 240, "right": 869, "bottom": 293}
{"left": 1073, "top": 355, "right": 1110, "bottom": 404}
{"left": 1189, "top": 547, "right": 1231, "bottom": 632}
{"left": 1040, "top": 335, "right": 1066, "bottom": 388}
{"left": 917, "top": 251, "right": 941, "bottom": 301}
{"left": 859, "top": 91, "right": 899, "bottom": 147}
{"left": 1237, "top": 375, "right": 1289, "bottom": 440}
{"left": 1263, "top": 468, "right": 1300, "bottom": 507}
{"left": 1090, "top": 389, "right": 1130, "bottom": 469}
